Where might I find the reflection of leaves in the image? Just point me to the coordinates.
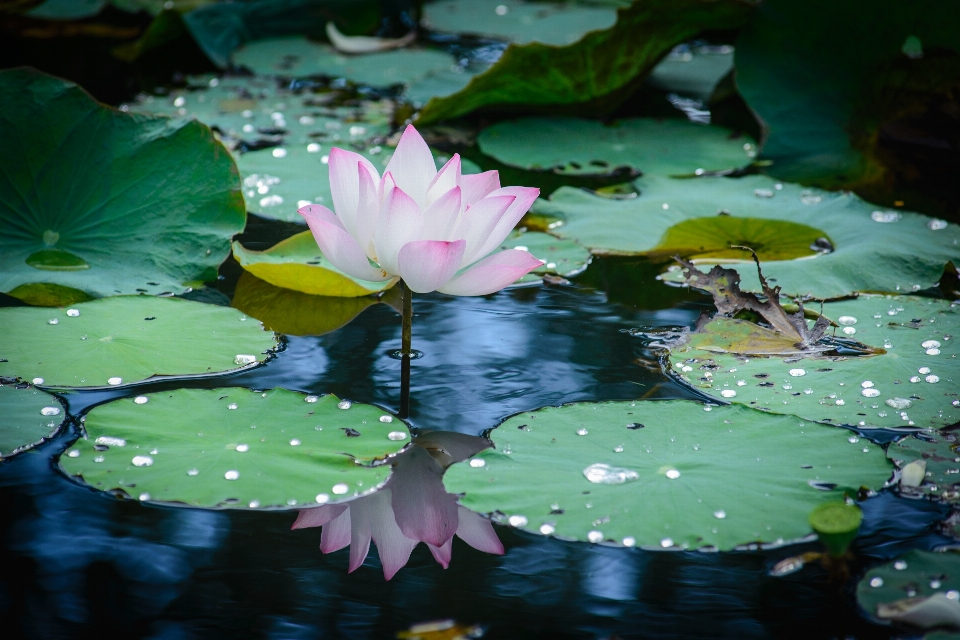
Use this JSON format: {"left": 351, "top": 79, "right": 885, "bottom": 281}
{"left": 232, "top": 271, "right": 381, "bottom": 337}
{"left": 676, "top": 250, "right": 829, "bottom": 349}
{"left": 416, "top": 0, "right": 754, "bottom": 124}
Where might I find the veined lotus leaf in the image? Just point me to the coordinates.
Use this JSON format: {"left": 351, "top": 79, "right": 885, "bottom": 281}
{"left": 888, "top": 432, "right": 960, "bottom": 503}
{"left": 445, "top": 400, "right": 891, "bottom": 549}
{"left": 233, "top": 232, "right": 396, "bottom": 297}
{"left": 421, "top": 0, "right": 618, "bottom": 46}
{"left": 535, "top": 174, "right": 960, "bottom": 299}
{"left": 647, "top": 45, "right": 734, "bottom": 101}
{"left": 231, "top": 271, "right": 382, "bottom": 336}
{"left": 59, "top": 389, "right": 409, "bottom": 509}
{"left": 500, "top": 231, "right": 591, "bottom": 285}
{"left": 0, "top": 69, "right": 245, "bottom": 305}
{"left": 667, "top": 295, "right": 959, "bottom": 431}
{"left": 857, "top": 551, "right": 960, "bottom": 629}
{"left": 0, "top": 296, "right": 277, "bottom": 388}
{"left": 415, "top": 0, "right": 753, "bottom": 125}
{"left": 0, "top": 384, "right": 65, "bottom": 459}
{"left": 736, "top": 0, "right": 960, "bottom": 191}
{"left": 477, "top": 117, "right": 753, "bottom": 176}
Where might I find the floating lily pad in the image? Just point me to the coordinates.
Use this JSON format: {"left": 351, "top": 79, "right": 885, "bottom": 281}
{"left": 416, "top": 0, "right": 752, "bottom": 125}
{"left": 0, "top": 69, "right": 245, "bottom": 306}
{"left": 231, "top": 271, "right": 383, "bottom": 336}
{"left": 667, "top": 295, "right": 959, "bottom": 431}
{"left": 422, "top": 0, "right": 618, "bottom": 46}
{"left": 535, "top": 175, "right": 960, "bottom": 299}
{"left": 60, "top": 388, "right": 409, "bottom": 509}
{"left": 445, "top": 400, "right": 891, "bottom": 549}
{"left": 888, "top": 432, "right": 960, "bottom": 502}
{"left": 650, "top": 216, "right": 825, "bottom": 262}
{"left": 233, "top": 232, "right": 396, "bottom": 297}
{"left": 0, "top": 296, "right": 277, "bottom": 388}
{"left": 857, "top": 550, "right": 960, "bottom": 629}
{"left": 500, "top": 232, "right": 590, "bottom": 284}
{"left": 0, "top": 384, "right": 65, "bottom": 459}
{"left": 477, "top": 117, "right": 753, "bottom": 176}
{"left": 647, "top": 45, "right": 734, "bottom": 101}
{"left": 735, "top": 0, "right": 960, "bottom": 190}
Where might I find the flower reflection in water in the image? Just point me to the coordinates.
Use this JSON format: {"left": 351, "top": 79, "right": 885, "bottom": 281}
{"left": 292, "top": 431, "right": 503, "bottom": 579}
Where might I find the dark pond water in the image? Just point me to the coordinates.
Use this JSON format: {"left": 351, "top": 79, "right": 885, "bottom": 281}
{"left": 0, "top": 236, "right": 954, "bottom": 639}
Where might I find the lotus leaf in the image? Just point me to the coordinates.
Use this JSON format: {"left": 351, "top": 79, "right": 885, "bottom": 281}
{"left": 888, "top": 432, "right": 960, "bottom": 502}
{"left": 0, "top": 296, "right": 277, "bottom": 388}
{"left": 59, "top": 388, "right": 408, "bottom": 509}
{"left": 857, "top": 550, "right": 960, "bottom": 629}
{"left": 667, "top": 295, "right": 959, "bottom": 431}
{"left": 0, "top": 384, "right": 65, "bottom": 459}
{"left": 445, "top": 400, "right": 891, "bottom": 549}
{"left": 0, "top": 69, "right": 246, "bottom": 305}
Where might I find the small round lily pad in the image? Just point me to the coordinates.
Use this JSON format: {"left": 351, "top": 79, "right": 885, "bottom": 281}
{"left": 0, "top": 384, "right": 65, "bottom": 459}
{"left": 445, "top": 400, "right": 891, "bottom": 550}
{"left": 858, "top": 550, "right": 960, "bottom": 630}
{"left": 60, "top": 388, "right": 410, "bottom": 509}
{"left": 0, "top": 296, "right": 277, "bottom": 388}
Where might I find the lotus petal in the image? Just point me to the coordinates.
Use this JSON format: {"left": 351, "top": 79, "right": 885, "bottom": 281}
{"left": 455, "top": 506, "right": 504, "bottom": 555}
{"left": 427, "top": 153, "right": 462, "bottom": 207}
{"left": 398, "top": 240, "right": 466, "bottom": 294}
{"left": 470, "top": 186, "right": 540, "bottom": 262}
{"left": 461, "top": 170, "right": 501, "bottom": 207}
{"left": 299, "top": 204, "right": 390, "bottom": 282}
{"left": 373, "top": 187, "right": 424, "bottom": 275}
{"left": 384, "top": 124, "right": 436, "bottom": 208}
{"left": 438, "top": 249, "right": 543, "bottom": 296}
{"left": 328, "top": 148, "right": 379, "bottom": 238}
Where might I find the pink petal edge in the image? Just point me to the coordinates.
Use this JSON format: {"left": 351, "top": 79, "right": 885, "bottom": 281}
{"left": 298, "top": 204, "right": 390, "bottom": 282}
{"left": 397, "top": 239, "right": 466, "bottom": 293}
{"left": 437, "top": 249, "right": 543, "bottom": 297}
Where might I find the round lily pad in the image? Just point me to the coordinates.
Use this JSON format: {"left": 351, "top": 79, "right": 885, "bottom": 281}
{"left": 422, "top": 0, "right": 618, "bottom": 46}
{"left": 477, "top": 117, "right": 753, "bottom": 176}
{"left": 650, "top": 216, "right": 826, "bottom": 262}
{"left": 233, "top": 232, "right": 397, "bottom": 297}
{"left": 0, "top": 384, "right": 65, "bottom": 459}
{"left": 888, "top": 431, "right": 960, "bottom": 503}
{"left": 60, "top": 388, "right": 409, "bottom": 509}
{"left": 667, "top": 295, "right": 959, "bottom": 431}
{"left": 534, "top": 174, "right": 960, "bottom": 299}
{"left": 858, "top": 550, "right": 960, "bottom": 628}
{"left": 0, "top": 296, "right": 277, "bottom": 388}
{"left": 500, "top": 231, "right": 591, "bottom": 285}
{"left": 444, "top": 400, "right": 892, "bottom": 549}
{"left": 231, "top": 271, "right": 383, "bottom": 336}
{"left": 0, "top": 68, "right": 245, "bottom": 306}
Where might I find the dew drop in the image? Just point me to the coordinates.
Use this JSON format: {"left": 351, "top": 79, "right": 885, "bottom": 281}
{"left": 918, "top": 367, "right": 931, "bottom": 374}
{"left": 224, "top": 470, "right": 239, "bottom": 480}
{"left": 576, "top": 428, "right": 588, "bottom": 436}
{"left": 587, "top": 531, "right": 603, "bottom": 543}
{"left": 289, "top": 439, "right": 301, "bottom": 446}
{"left": 139, "top": 493, "right": 150, "bottom": 501}
{"left": 271, "top": 148, "right": 287, "bottom": 158}
{"left": 614, "top": 445, "right": 624, "bottom": 453}
{"left": 48, "top": 318, "right": 58, "bottom": 325}
{"left": 927, "top": 348, "right": 941, "bottom": 355}
{"left": 861, "top": 381, "right": 874, "bottom": 388}
{"left": 337, "top": 400, "right": 352, "bottom": 410}
{"left": 848, "top": 436, "right": 860, "bottom": 444}
{"left": 469, "top": 458, "right": 486, "bottom": 468}
{"left": 387, "top": 431, "right": 407, "bottom": 441}
{"left": 838, "top": 316, "right": 857, "bottom": 326}
{"left": 95, "top": 436, "right": 125, "bottom": 447}
{"left": 315, "top": 493, "right": 329, "bottom": 504}
{"left": 227, "top": 403, "right": 238, "bottom": 410}
{"left": 894, "top": 560, "right": 908, "bottom": 570}
{"left": 842, "top": 327, "right": 857, "bottom": 336}
{"left": 236, "top": 444, "right": 249, "bottom": 452}
{"left": 720, "top": 389, "right": 737, "bottom": 398}
{"left": 234, "top": 354, "right": 257, "bottom": 365}
{"left": 861, "top": 388, "right": 880, "bottom": 398}
{"left": 870, "top": 577, "right": 884, "bottom": 587}
{"left": 249, "top": 500, "right": 260, "bottom": 508}
{"left": 40, "top": 406, "right": 60, "bottom": 416}
{"left": 32, "top": 377, "right": 44, "bottom": 385}
{"left": 134, "top": 396, "right": 149, "bottom": 404}
{"left": 583, "top": 463, "right": 639, "bottom": 484}
{"left": 332, "top": 483, "right": 349, "bottom": 495}
{"left": 661, "top": 538, "right": 674, "bottom": 548}
{"left": 540, "top": 523, "right": 555, "bottom": 535}
{"left": 789, "top": 369, "right": 806, "bottom": 377}
{"left": 379, "top": 415, "right": 393, "bottom": 423}
{"left": 187, "top": 469, "right": 199, "bottom": 476}
{"left": 94, "top": 455, "right": 104, "bottom": 463}
{"left": 926, "top": 375, "right": 940, "bottom": 383}
{"left": 107, "top": 377, "right": 122, "bottom": 386}
{"left": 307, "top": 143, "right": 321, "bottom": 153}
{"left": 67, "top": 450, "right": 80, "bottom": 458}
{"left": 66, "top": 309, "right": 80, "bottom": 317}
{"left": 713, "top": 510, "right": 726, "bottom": 519}
{"left": 871, "top": 211, "right": 900, "bottom": 223}
{"left": 305, "top": 395, "right": 319, "bottom": 403}
{"left": 886, "top": 397, "right": 913, "bottom": 409}
{"left": 928, "top": 219, "right": 949, "bottom": 230}
{"left": 508, "top": 515, "right": 528, "bottom": 527}
{"left": 923, "top": 340, "right": 941, "bottom": 349}
{"left": 132, "top": 455, "right": 153, "bottom": 467}
{"left": 665, "top": 469, "right": 681, "bottom": 479}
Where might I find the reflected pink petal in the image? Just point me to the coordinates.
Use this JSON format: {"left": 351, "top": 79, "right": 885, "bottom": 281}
{"left": 397, "top": 239, "right": 466, "bottom": 293}
{"left": 328, "top": 148, "right": 379, "bottom": 237}
{"left": 461, "top": 170, "right": 501, "bottom": 207}
{"left": 292, "top": 503, "right": 348, "bottom": 529}
{"left": 438, "top": 249, "right": 543, "bottom": 296}
{"left": 373, "top": 186, "right": 424, "bottom": 275}
{"left": 427, "top": 538, "right": 453, "bottom": 569}
{"left": 384, "top": 124, "right": 436, "bottom": 207}
{"left": 470, "top": 186, "right": 540, "bottom": 263}
{"left": 453, "top": 195, "right": 516, "bottom": 267}
{"left": 455, "top": 506, "right": 504, "bottom": 555}
{"left": 320, "top": 509, "right": 352, "bottom": 554}
{"left": 299, "top": 204, "right": 390, "bottom": 282}
{"left": 390, "top": 446, "right": 459, "bottom": 548}
{"left": 426, "top": 153, "right": 461, "bottom": 206}
{"left": 421, "top": 186, "right": 462, "bottom": 241}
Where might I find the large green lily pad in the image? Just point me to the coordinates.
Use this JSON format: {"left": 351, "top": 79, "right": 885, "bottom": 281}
{"left": 534, "top": 175, "right": 960, "bottom": 299}
{"left": 0, "top": 69, "right": 245, "bottom": 306}
{"left": 415, "top": 0, "right": 753, "bottom": 125}
{"left": 0, "top": 296, "right": 277, "bottom": 388}
{"left": 667, "top": 295, "right": 959, "bottom": 431}
{"left": 735, "top": 0, "right": 960, "bottom": 191}
{"left": 233, "top": 231, "right": 396, "bottom": 297}
{"left": 501, "top": 231, "right": 591, "bottom": 285}
{"left": 0, "top": 384, "right": 65, "bottom": 459}
{"left": 231, "top": 271, "right": 383, "bottom": 336}
{"left": 477, "top": 117, "right": 753, "bottom": 176}
{"left": 888, "top": 432, "right": 960, "bottom": 502}
{"left": 858, "top": 550, "right": 960, "bottom": 629}
{"left": 445, "top": 400, "right": 891, "bottom": 549}
{"left": 60, "top": 388, "right": 409, "bottom": 509}
{"left": 421, "top": 0, "right": 618, "bottom": 46}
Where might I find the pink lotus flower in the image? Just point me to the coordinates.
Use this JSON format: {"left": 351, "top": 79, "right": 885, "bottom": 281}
{"left": 298, "top": 124, "right": 543, "bottom": 295}
{"left": 292, "top": 433, "right": 503, "bottom": 580}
